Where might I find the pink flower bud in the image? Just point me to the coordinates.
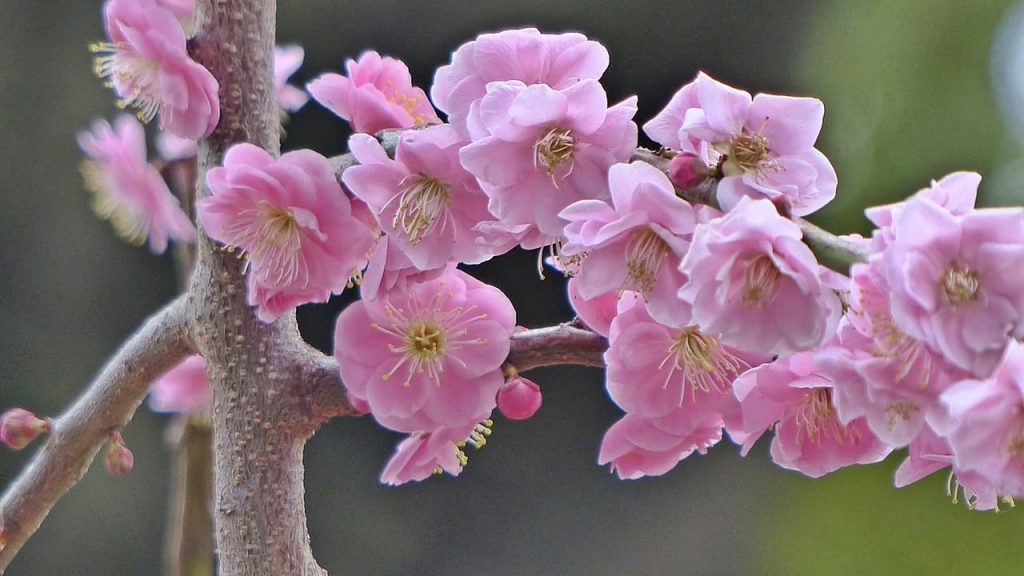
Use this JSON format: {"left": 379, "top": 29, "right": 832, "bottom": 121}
{"left": 0, "top": 527, "right": 7, "bottom": 552}
{"left": 497, "top": 374, "right": 542, "bottom": 420}
{"left": 0, "top": 408, "right": 51, "bottom": 450}
{"left": 104, "top": 432, "right": 134, "bottom": 476}
{"left": 667, "top": 153, "right": 709, "bottom": 190}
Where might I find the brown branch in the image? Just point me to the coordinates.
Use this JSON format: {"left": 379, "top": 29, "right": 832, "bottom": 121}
{"left": 0, "top": 295, "right": 194, "bottom": 573}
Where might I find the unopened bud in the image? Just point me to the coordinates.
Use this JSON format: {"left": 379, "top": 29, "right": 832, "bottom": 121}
{"left": 0, "top": 408, "right": 51, "bottom": 450}
{"left": 668, "top": 153, "right": 710, "bottom": 190}
{"left": 497, "top": 372, "right": 542, "bottom": 421}
{"left": 104, "top": 432, "right": 134, "bottom": 475}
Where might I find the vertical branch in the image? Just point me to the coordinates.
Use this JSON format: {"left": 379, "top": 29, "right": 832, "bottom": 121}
{"left": 162, "top": 414, "right": 215, "bottom": 576}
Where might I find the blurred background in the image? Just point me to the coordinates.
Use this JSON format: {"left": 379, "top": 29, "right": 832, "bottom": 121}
{"left": 4, "top": 0, "right": 1024, "bottom": 574}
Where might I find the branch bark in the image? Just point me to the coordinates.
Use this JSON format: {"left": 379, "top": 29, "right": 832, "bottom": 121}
{"left": 0, "top": 295, "right": 194, "bottom": 574}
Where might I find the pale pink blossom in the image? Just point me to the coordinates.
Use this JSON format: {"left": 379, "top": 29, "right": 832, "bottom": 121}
{"left": 148, "top": 355, "right": 210, "bottom": 413}
{"left": 274, "top": 44, "right": 309, "bottom": 113}
{"left": 643, "top": 72, "right": 836, "bottom": 216}
{"left": 198, "top": 144, "right": 375, "bottom": 322}
{"left": 496, "top": 373, "right": 542, "bottom": 420}
{"left": 598, "top": 409, "right": 723, "bottom": 480}
{"left": 604, "top": 299, "right": 765, "bottom": 423}
{"left": 731, "top": 352, "right": 891, "bottom": 478}
{"left": 940, "top": 342, "right": 1024, "bottom": 497}
{"left": 78, "top": 114, "right": 196, "bottom": 254}
{"left": 865, "top": 171, "right": 979, "bottom": 252}
{"left": 882, "top": 195, "right": 1024, "bottom": 377}
{"left": 343, "top": 126, "right": 499, "bottom": 270}
{"left": 431, "top": 28, "right": 609, "bottom": 137}
{"left": 308, "top": 51, "right": 438, "bottom": 134}
{"left": 560, "top": 162, "right": 695, "bottom": 326}
{"left": 679, "top": 197, "right": 841, "bottom": 355}
{"left": 459, "top": 80, "right": 638, "bottom": 242}
{"left": 380, "top": 420, "right": 494, "bottom": 485}
{"left": 96, "top": 0, "right": 219, "bottom": 139}
{"left": 334, "top": 268, "right": 515, "bottom": 433}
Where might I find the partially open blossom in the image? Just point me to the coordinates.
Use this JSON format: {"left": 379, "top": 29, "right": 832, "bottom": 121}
{"left": 380, "top": 420, "right": 493, "bottom": 485}
{"left": 334, "top": 267, "right": 515, "bottom": 433}
{"left": 431, "top": 28, "right": 610, "bottom": 137}
{"left": 79, "top": 114, "right": 196, "bottom": 254}
{"left": 199, "top": 144, "right": 375, "bottom": 322}
{"left": 104, "top": 432, "right": 135, "bottom": 476}
{"left": 882, "top": 194, "right": 1024, "bottom": 376}
{"left": 668, "top": 153, "right": 710, "bottom": 190}
{"left": 730, "top": 352, "right": 891, "bottom": 478}
{"left": 679, "top": 197, "right": 841, "bottom": 355}
{"left": 644, "top": 72, "right": 836, "bottom": 216}
{"left": 148, "top": 355, "right": 210, "bottom": 413}
{"left": 497, "top": 371, "right": 542, "bottom": 420}
{"left": 343, "top": 126, "right": 498, "bottom": 270}
{"left": 274, "top": 44, "right": 309, "bottom": 113}
{"left": 359, "top": 234, "right": 447, "bottom": 302}
{"left": 308, "top": 51, "right": 438, "bottom": 134}
{"left": 865, "top": 171, "right": 979, "bottom": 253}
{"left": 1, "top": 408, "right": 51, "bottom": 450}
{"left": 560, "top": 161, "right": 695, "bottom": 326}
{"left": 598, "top": 409, "right": 723, "bottom": 480}
{"left": 95, "top": 0, "right": 219, "bottom": 139}
{"left": 459, "top": 79, "right": 638, "bottom": 242}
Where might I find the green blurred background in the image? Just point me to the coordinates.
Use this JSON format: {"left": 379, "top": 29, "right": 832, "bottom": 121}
{"left": 3, "top": 1, "right": 1024, "bottom": 574}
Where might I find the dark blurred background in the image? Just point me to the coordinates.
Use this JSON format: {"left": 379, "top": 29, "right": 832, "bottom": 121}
{"left": 4, "top": 1, "right": 1024, "bottom": 574}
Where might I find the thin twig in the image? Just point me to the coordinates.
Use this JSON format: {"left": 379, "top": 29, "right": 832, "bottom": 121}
{"left": 0, "top": 295, "right": 194, "bottom": 574}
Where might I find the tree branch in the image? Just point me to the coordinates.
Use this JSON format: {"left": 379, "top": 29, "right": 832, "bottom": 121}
{"left": 0, "top": 295, "right": 194, "bottom": 573}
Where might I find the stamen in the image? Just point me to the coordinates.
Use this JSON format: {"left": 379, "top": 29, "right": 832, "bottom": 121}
{"left": 533, "top": 127, "right": 576, "bottom": 180}
{"left": 942, "top": 263, "right": 979, "bottom": 307}
{"left": 794, "top": 388, "right": 855, "bottom": 446}
{"left": 81, "top": 161, "right": 149, "bottom": 246}
{"left": 622, "top": 228, "right": 671, "bottom": 295}
{"left": 91, "top": 42, "right": 161, "bottom": 124}
{"left": 657, "top": 325, "right": 750, "bottom": 406}
{"left": 217, "top": 202, "right": 306, "bottom": 287}
{"left": 393, "top": 175, "right": 450, "bottom": 245}
{"left": 741, "top": 254, "right": 782, "bottom": 309}
{"left": 723, "top": 118, "right": 776, "bottom": 177}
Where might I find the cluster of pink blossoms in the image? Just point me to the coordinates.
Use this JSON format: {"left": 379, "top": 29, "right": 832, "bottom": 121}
{"left": 74, "top": 21, "right": 1024, "bottom": 501}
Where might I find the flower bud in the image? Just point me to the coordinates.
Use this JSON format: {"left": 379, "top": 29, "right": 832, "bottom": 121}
{"left": 104, "top": 432, "right": 134, "bottom": 476}
{"left": 667, "top": 153, "right": 710, "bottom": 190}
{"left": 497, "top": 373, "right": 542, "bottom": 421}
{"left": 0, "top": 408, "right": 51, "bottom": 450}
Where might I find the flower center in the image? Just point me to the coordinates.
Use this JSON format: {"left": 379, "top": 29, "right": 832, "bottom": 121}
{"left": 942, "top": 263, "right": 979, "bottom": 307}
{"left": 622, "top": 228, "right": 671, "bottom": 294}
{"left": 795, "top": 388, "right": 853, "bottom": 445}
{"left": 81, "top": 160, "right": 149, "bottom": 245}
{"left": 728, "top": 131, "right": 770, "bottom": 172}
{"left": 659, "top": 325, "right": 750, "bottom": 406}
{"left": 91, "top": 42, "right": 161, "bottom": 123}
{"left": 217, "top": 202, "right": 306, "bottom": 286}
{"left": 404, "top": 320, "right": 446, "bottom": 359}
{"left": 394, "top": 175, "right": 450, "bottom": 245}
{"left": 534, "top": 127, "right": 576, "bottom": 176}
{"left": 741, "top": 254, "right": 782, "bottom": 308}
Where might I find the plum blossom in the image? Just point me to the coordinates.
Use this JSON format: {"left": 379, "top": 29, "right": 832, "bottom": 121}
{"left": 148, "top": 355, "right": 210, "bottom": 413}
{"left": 940, "top": 341, "right": 1024, "bottom": 497}
{"left": 358, "top": 234, "right": 447, "bottom": 302}
{"left": 679, "top": 197, "right": 841, "bottom": 355}
{"left": 730, "top": 352, "right": 891, "bottom": 478}
{"left": 198, "top": 144, "right": 375, "bottom": 322}
{"left": 342, "top": 126, "right": 498, "bottom": 270}
{"left": 566, "top": 276, "right": 620, "bottom": 337}
{"left": 308, "top": 51, "right": 438, "bottom": 134}
{"left": 94, "top": 0, "right": 219, "bottom": 139}
{"left": 274, "top": 44, "right": 309, "bottom": 113}
{"left": 560, "top": 161, "right": 695, "bottom": 326}
{"left": 496, "top": 372, "right": 542, "bottom": 420}
{"left": 881, "top": 194, "right": 1024, "bottom": 376}
{"left": 459, "top": 79, "right": 638, "bottom": 242}
{"left": 334, "top": 267, "right": 516, "bottom": 433}
{"left": 865, "top": 171, "right": 979, "bottom": 252}
{"left": 380, "top": 420, "right": 493, "bottom": 485}
{"left": 78, "top": 114, "right": 196, "bottom": 254}
{"left": 598, "top": 409, "right": 724, "bottom": 480}
{"left": 643, "top": 72, "right": 836, "bottom": 216}
{"left": 431, "top": 28, "right": 609, "bottom": 137}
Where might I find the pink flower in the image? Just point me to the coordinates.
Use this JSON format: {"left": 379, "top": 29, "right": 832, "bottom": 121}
{"left": 731, "top": 352, "right": 892, "bottom": 478}
{"left": 343, "top": 126, "right": 499, "bottom": 270}
{"left": 881, "top": 195, "right": 1024, "bottom": 376}
{"left": 148, "top": 355, "right": 210, "bottom": 413}
{"left": 597, "top": 410, "right": 723, "bottom": 480}
{"left": 430, "top": 28, "right": 610, "bottom": 137}
{"left": 358, "top": 235, "right": 447, "bottom": 302}
{"left": 679, "top": 197, "right": 841, "bottom": 355}
{"left": 560, "top": 162, "right": 695, "bottom": 326}
{"left": 496, "top": 373, "right": 542, "bottom": 420}
{"left": 940, "top": 342, "right": 1024, "bottom": 497}
{"left": 307, "top": 51, "right": 438, "bottom": 134}
{"left": 566, "top": 277, "right": 620, "bottom": 337}
{"left": 1, "top": 409, "right": 51, "bottom": 451}
{"left": 95, "top": 0, "right": 219, "bottom": 139}
{"left": 155, "top": 130, "right": 197, "bottom": 161}
{"left": 604, "top": 299, "right": 766, "bottom": 422}
{"left": 154, "top": 0, "right": 196, "bottom": 36}
{"left": 334, "top": 267, "right": 516, "bottom": 433}
{"left": 643, "top": 72, "right": 836, "bottom": 216}
{"left": 865, "top": 171, "right": 979, "bottom": 252}
{"left": 274, "top": 44, "right": 309, "bottom": 113}
{"left": 380, "top": 420, "right": 493, "bottom": 485}
{"left": 198, "top": 144, "right": 375, "bottom": 322}
{"left": 78, "top": 114, "right": 196, "bottom": 253}
{"left": 459, "top": 80, "right": 638, "bottom": 242}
